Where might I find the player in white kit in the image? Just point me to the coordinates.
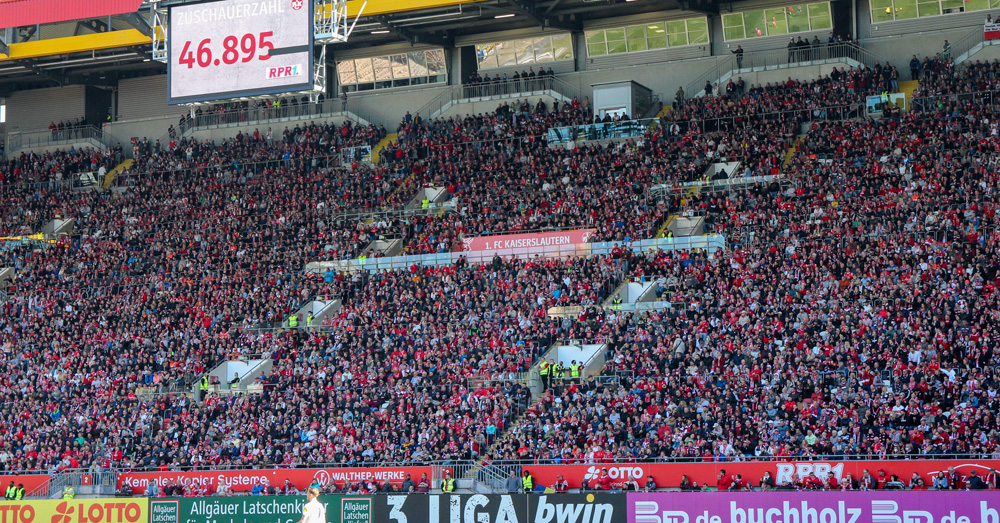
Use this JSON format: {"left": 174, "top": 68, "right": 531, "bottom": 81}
{"left": 299, "top": 487, "right": 326, "bottom": 523}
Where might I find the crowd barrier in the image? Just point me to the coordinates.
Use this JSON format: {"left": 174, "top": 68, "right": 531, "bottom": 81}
{"left": 5, "top": 492, "right": 996, "bottom": 523}
{"left": 7, "top": 459, "right": 1000, "bottom": 500}
{"left": 525, "top": 459, "right": 1000, "bottom": 491}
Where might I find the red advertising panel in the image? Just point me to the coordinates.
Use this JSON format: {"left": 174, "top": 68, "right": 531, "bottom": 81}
{"left": 0, "top": 474, "right": 49, "bottom": 493}
{"left": 0, "top": 0, "right": 144, "bottom": 28}
{"left": 117, "top": 466, "right": 438, "bottom": 494}
{"left": 462, "top": 229, "right": 596, "bottom": 254}
{"left": 526, "top": 459, "right": 1000, "bottom": 490}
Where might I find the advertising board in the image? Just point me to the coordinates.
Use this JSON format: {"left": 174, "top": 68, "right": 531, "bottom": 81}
{"left": 527, "top": 460, "right": 1000, "bottom": 490}
{"left": 628, "top": 491, "right": 1000, "bottom": 523}
{"left": 118, "top": 467, "right": 435, "bottom": 495}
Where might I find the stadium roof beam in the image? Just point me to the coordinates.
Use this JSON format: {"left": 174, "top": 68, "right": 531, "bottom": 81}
{"left": 499, "top": 0, "right": 578, "bottom": 31}
{"left": 74, "top": 19, "right": 109, "bottom": 36}
{"left": 23, "top": 58, "right": 64, "bottom": 85}
{"left": 679, "top": 0, "right": 720, "bottom": 16}
{"left": 376, "top": 16, "right": 451, "bottom": 46}
{"left": 122, "top": 13, "right": 153, "bottom": 38}
{"left": 543, "top": 0, "right": 563, "bottom": 15}
{"left": 18, "top": 25, "right": 37, "bottom": 43}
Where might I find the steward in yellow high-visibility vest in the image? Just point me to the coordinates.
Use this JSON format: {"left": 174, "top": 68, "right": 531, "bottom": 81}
{"left": 441, "top": 476, "right": 455, "bottom": 492}
{"left": 571, "top": 362, "right": 581, "bottom": 383}
{"left": 421, "top": 198, "right": 430, "bottom": 210}
{"left": 14, "top": 485, "right": 24, "bottom": 500}
{"left": 521, "top": 471, "right": 534, "bottom": 491}
{"left": 4, "top": 482, "right": 15, "bottom": 500}
{"left": 288, "top": 315, "right": 298, "bottom": 328}
{"left": 62, "top": 486, "right": 75, "bottom": 499}
{"left": 539, "top": 361, "right": 551, "bottom": 390}
{"left": 306, "top": 313, "right": 314, "bottom": 329}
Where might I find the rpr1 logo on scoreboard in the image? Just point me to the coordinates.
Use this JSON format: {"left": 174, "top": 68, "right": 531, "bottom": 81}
{"left": 168, "top": 0, "right": 314, "bottom": 104}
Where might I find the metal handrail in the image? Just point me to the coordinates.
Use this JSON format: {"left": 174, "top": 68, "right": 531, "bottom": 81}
{"left": 685, "top": 43, "right": 886, "bottom": 99}
{"left": 178, "top": 100, "right": 389, "bottom": 135}
{"left": 943, "top": 25, "right": 993, "bottom": 64}
{"left": 547, "top": 118, "right": 656, "bottom": 145}
{"left": 911, "top": 87, "right": 1000, "bottom": 112}
{"left": 415, "top": 77, "right": 587, "bottom": 120}
{"left": 5, "top": 124, "right": 106, "bottom": 154}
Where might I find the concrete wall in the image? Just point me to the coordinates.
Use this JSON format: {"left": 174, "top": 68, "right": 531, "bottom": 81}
{"left": 864, "top": 28, "right": 979, "bottom": 69}
{"left": 103, "top": 115, "right": 178, "bottom": 144}
{"left": 342, "top": 84, "right": 451, "bottom": 126}
{"left": 557, "top": 55, "right": 727, "bottom": 106}
{"left": 118, "top": 75, "right": 187, "bottom": 122}
{"left": 969, "top": 43, "right": 1000, "bottom": 62}
{"left": 858, "top": 0, "right": 990, "bottom": 69}
{"left": 210, "top": 359, "right": 269, "bottom": 386}
{"left": 733, "top": 61, "right": 857, "bottom": 86}
{"left": 436, "top": 94, "right": 563, "bottom": 120}
{"left": 185, "top": 115, "right": 351, "bottom": 143}
{"left": 6, "top": 85, "right": 86, "bottom": 133}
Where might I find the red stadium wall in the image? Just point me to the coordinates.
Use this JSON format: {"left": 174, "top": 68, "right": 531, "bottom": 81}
{"left": 0, "top": 0, "right": 143, "bottom": 28}
{"left": 117, "top": 466, "right": 441, "bottom": 494}
{"left": 0, "top": 474, "right": 51, "bottom": 493}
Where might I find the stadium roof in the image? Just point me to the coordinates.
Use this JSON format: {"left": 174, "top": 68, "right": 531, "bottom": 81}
{"left": 0, "top": 0, "right": 721, "bottom": 94}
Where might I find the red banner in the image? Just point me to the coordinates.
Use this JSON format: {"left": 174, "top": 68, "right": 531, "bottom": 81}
{"left": 526, "top": 459, "right": 1000, "bottom": 489}
{"left": 986, "top": 23, "right": 1000, "bottom": 40}
{"left": 0, "top": 0, "right": 143, "bottom": 29}
{"left": 0, "top": 474, "right": 49, "bottom": 493}
{"left": 461, "top": 229, "right": 596, "bottom": 254}
{"left": 117, "top": 466, "right": 437, "bottom": 494}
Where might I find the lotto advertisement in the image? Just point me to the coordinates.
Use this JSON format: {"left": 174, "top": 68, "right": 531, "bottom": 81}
{"left": 0, "top": 499, "right": 149, "bottom": 523}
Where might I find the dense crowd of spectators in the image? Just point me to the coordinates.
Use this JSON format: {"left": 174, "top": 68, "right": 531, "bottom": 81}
{"left": 2, "top": 58, "right": 1000, "bottom": 479}
{"left": 676, "top": 62, "right": 900, "bottom": 131}
{"left": 913, "top": 57, "right": 1000, "bottom": 109}
{"left": 497, "top": 93, "right": 1000, "bottom": 466}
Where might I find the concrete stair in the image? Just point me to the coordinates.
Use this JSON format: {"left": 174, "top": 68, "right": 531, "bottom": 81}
{"left": 897, "top": 80, "right": 919, "bottom": 111}
{"left": 783, "top": 136, "right": 803, "bottom": 171}
{"left": 102, "top": 159, "right": 134, "bottom": 189}
{"left": 370, "top": 133, "right": 396, "bottom": 164}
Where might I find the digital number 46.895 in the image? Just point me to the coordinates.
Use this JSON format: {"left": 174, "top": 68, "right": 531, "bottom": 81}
{"left": 178, "top": 32, "right": 274, "bottom": 68}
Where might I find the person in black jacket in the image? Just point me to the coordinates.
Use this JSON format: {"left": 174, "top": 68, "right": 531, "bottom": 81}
{"left": 760, "top": 471, "right": 776, "bottom": 491}
{"left": 967, "top": 470, "right": 986, "bottom": 490}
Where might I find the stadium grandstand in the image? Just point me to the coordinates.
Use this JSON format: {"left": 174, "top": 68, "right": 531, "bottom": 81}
{"left": 2, "top": 0, "right": 1000, "bottom": 517}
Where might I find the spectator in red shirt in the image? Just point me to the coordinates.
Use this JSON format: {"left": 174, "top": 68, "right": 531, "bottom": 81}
{"left": 553, "top": 475, "right": 568, "bottom": 493}
{"left": 717, "top": 469, "right": 733, "bottom": 491}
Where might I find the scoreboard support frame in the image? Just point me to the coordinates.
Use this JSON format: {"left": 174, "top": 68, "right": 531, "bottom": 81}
{"left": 152, "top": 0, "right": 358, "bottom": 105}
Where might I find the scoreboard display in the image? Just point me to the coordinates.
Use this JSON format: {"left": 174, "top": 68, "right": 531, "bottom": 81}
{"left": 168, "top": 0, "right": 314, "bottom": 104}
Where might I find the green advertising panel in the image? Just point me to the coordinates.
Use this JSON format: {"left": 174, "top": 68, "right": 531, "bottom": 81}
{"left": 151, "top": 496, "right": 372, "bottom": 523}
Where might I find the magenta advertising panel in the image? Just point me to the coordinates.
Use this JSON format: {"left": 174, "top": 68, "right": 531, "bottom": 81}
{"left": 628, "top": 492, "right": 1000, "bottom": 523}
